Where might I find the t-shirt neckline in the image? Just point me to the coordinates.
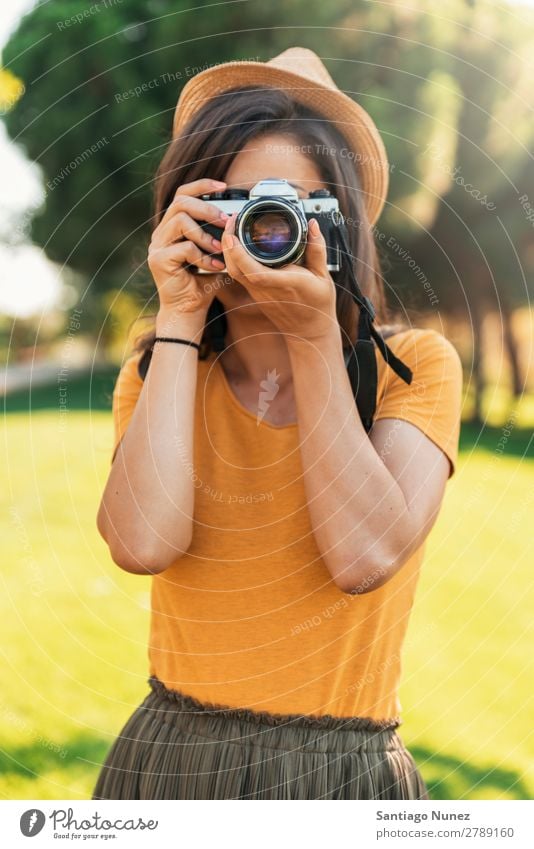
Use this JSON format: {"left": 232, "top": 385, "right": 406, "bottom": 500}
{"left": 208, "top": 329, "right": 415, "bottom": 432}
{"left": 212, "top": 356, "right": 299, "bottom": 432}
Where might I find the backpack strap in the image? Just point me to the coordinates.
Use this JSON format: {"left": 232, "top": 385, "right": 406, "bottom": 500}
{"left": 138, "top": 346, "right": 152, "bottom": 381}
{"left": 336, "top": 220, "right": 412, "bottom": 432}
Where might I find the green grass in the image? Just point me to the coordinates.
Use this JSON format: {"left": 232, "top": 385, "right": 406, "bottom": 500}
{"left": 400, "top": 432, "right": 533, "bottom": 800}
{"left": 1, "top": 386, "right": 533, "bottom": 799}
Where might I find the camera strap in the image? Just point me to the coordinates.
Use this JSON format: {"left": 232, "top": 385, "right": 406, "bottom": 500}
{"left": 336, "top": 220, "right": 413, "bottom": 432}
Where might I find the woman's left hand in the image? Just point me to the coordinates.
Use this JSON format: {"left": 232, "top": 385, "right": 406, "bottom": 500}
{"left": 220, "top": 212, "right": 339, "bottom": 342}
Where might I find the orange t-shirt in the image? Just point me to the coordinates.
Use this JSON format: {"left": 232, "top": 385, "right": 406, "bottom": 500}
{"left": 110, "top": 327, "right": 462, "bottom": 721}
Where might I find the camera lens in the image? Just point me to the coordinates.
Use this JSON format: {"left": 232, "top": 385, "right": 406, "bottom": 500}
{"left": 248, "top": 211, "right": 293, "bottom": 256}
{"left": 238, "top": 200, "right": 306, "bottom": 266}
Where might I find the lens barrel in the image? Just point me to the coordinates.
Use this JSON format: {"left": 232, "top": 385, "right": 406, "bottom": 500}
{"left": 236, "top": 197, "right": 307, "bottom": 267}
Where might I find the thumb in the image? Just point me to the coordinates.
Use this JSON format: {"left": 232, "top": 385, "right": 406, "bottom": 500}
{"left": 304, "top": 217, "right": 328, "bottom": 276}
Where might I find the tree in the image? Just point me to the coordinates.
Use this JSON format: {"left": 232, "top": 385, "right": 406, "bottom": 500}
{"left": 3, "top": 0, "right": 533, "bottom": 418}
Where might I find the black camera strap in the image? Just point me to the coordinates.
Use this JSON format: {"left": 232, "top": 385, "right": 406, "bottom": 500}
{"left": 336, "top": 219, "right": 412, "bottom": 432}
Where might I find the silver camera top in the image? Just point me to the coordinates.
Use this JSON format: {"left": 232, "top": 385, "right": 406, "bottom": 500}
{"left": 248, "top": 179, "right": 339, "bottom": 214}
{"left": 248, "top": 178, "right": 299, "bottom": 201}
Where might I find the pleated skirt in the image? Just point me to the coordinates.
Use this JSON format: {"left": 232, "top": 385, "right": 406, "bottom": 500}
{"left": 92, "top": 676, "right": 429, "bottom": 800}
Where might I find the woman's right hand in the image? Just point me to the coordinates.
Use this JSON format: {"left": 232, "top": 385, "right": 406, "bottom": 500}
{"left": 148, "top": 178, "right": 230, "bottom": 317}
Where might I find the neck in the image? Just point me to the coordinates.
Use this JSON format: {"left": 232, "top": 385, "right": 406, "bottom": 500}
{"left": 217, "top": 308, "right": 293, "bottom": 389}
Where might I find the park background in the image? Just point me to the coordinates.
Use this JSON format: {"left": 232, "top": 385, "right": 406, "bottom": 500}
{"left": 1, "top": 0, "right": 533, "bottom": 800}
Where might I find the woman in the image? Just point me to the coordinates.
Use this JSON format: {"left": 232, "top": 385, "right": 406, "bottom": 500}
{"left": 93, "top": 48, "right": 462, "bottom": 800}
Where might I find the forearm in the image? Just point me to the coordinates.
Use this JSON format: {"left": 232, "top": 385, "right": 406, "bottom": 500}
{"left": 287, "top": 328, "right": 415, "bottom": 593}
{"left": 98, "top": 310, "right": 204, "bottom": 574}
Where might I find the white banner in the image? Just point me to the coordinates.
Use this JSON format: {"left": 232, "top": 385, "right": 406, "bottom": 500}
{"left": 1, "top": 799, "right": 532, "bottom": 848}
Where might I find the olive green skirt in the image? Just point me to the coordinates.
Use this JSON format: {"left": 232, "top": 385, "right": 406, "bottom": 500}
{"left": 92, "top": 676, "right": 428, "bottom": 800}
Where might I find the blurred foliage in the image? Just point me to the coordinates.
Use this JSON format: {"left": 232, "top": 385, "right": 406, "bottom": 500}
{"left": 2, "top": 0, "right": 534, "bottom": 412}
{"left": 100, "top": 287, "right": 146, "bottom": 360}
{"left": 0, "top": 67, "right": 25, "bottom": 111}
{"left": 0, "top": 311, "right": 65, "bottom": 363}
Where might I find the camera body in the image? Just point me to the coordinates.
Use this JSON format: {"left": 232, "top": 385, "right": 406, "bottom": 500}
{"left": 194, "top": 178, "right": 344, "bottom": 274}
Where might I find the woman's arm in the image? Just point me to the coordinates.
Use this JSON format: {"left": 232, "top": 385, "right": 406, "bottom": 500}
{"left": 219, "top": 215, "right": 461, "bottom": 593}
{"left": 97, "top": 177, "right": 230, "bottom": 575}
{"left": 286, "top": 328, "right": 453, "bottom": 594}
{"left": 97, "top": 311, "right": 204, "bottom": 575}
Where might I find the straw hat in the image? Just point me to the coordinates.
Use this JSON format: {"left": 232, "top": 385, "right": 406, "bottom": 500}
{"left": 172, "top": 47, "right": 389, "bottom": 225}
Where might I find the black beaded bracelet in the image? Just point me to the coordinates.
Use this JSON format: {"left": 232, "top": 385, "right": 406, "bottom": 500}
{"left": 153, "top": 336, "right": 201, "bottom": 351}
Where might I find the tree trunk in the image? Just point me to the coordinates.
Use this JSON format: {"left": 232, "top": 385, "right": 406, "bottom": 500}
{"left": 501, "top": 302, "right": 523, "bottom": 399}
{"left": 471, "top": 302, "right": 485, "bottom": 425}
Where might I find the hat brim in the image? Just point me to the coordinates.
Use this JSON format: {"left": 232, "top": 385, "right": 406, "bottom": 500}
{"left": 173, "top": 61, "right": 389, "bottom": 226}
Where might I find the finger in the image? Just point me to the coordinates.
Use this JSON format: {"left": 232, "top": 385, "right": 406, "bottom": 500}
{"left": 151, "top": 210, "right": 223, "bottom": 255}
{"left": 221, "top": 215, "right": 271, "bottom": 287}
{"left": 164, "top": 195, "right": 230, "bottom": 228}
{"left": 303, "top": 217, "right": 328, "bottom": 277}
{"left": 219, "top": 213, "right": 241, "bottom": 280}
{"left": 158, "top": 179, "right": 229, "bottom": 228}
{"left": 178, "top": 178, "right": 226, "bottom": 197}
{"left": 148, "top": 239, "right": 225, "bottom": 274}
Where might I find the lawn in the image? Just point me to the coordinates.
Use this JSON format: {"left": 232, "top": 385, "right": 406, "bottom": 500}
{"left": 1, "top": 373, "right": 533, "bottom": 800}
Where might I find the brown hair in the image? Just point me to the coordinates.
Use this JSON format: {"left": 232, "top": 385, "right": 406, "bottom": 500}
{"left": 133, "top": 86, "right": 400, "bottom": 359}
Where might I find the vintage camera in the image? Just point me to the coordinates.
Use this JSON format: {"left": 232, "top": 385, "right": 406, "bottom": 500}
{"left": 194, "top": 178, "right": 344, "bottom": 274}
